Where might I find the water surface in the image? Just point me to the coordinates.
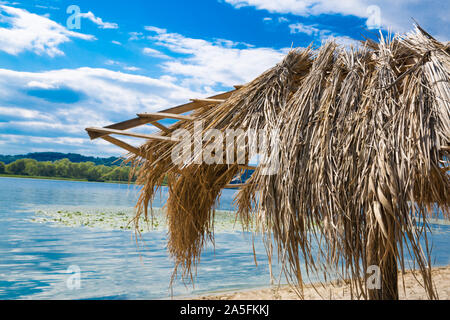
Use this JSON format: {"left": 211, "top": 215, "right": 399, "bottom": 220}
{"left": 1, "top": 177, "right": 449, "bottom": 299}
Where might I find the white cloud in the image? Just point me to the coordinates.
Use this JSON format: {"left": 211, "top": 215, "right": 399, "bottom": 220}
{"left": 263, "top": 16, "right": 290, "bottom": 23}
{"left": 0, "top": 120, "right": 81, "bottom": 133}
{"left": 0, "top": 66, "right": 212, "bottom": 155}
{"left": 159, "top": 75, "right": 177, "bottom": 83}
{"left": 79, "top": 11, "right": 118, "bottom": 29}
{"left": 330, "top": 35, "right": 361, "bottom": 48}
{"left": 0, "top": 67, "right": 206, "bottom": 114}
{"left": 129, "top": 31, "right": 144, "bottom": 41}
{"left": 0, "top": 106, "right": 53, "bottom": 120}
{"left": 289, "top": 22, "right": 361, "bottom": 47}
{"left": 0, "top": 5, "right": 95, "bottom": 57}
{"left": 34, "top": 5, "right": 59, "bottom": 10}
{"left": 104, "top": 59, "right": 119, "bottom": 66}
{"left": 224, "top": 0, "right": 449, "bottom": 39}
{"left": 123, "top": 66, "right": 140, "bottom": 71}
{"left": 0, "top": 133, "right": 122, "bottom": 156}
{"left": 289, "top": 22, "right": 320, "bottom": 35}
{"left": 104, "top": 60, "right": 142, "bottom": 72}
{"left": 26, "top": 80, "right": 56, "bottom": 89}
{"left": 144, "top": 26, "right": 167, "bottom": 34}
{"left": 224, "top": 0, "right": 367, "bottom": 16}
{"left": 145, "top": 26, "right": 288, "bottom": 87}
{"left": 0, "top": 22, "right": 295, "bottom": 155}
{"left": 142, "top": 47, "right": 171, "bottom": 59}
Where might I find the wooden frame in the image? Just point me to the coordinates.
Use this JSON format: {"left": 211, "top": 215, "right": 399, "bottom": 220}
{"left": 86, "top": 88, "right": 239, "bottom": 140}
{"left": 85, "top": 85, "right": 261, "bottom": 189}
{"left": 137, "top": 112, "right": 195, "bottom": 121}
{"left": 86, "top": 127, "right": 180, "bottom": 142}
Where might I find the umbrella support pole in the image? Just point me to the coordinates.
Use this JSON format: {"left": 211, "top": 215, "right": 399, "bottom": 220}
{"left": 366, "top": 215, "right": 399, "bottom": 300}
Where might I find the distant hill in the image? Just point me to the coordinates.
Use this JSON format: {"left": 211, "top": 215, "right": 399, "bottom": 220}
{"left": 0, "top": 152, "right": 122, "bottom": 166}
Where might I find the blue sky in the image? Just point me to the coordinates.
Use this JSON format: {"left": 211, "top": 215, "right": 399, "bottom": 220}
{"left": 0, "top": 0, "right": 448, "bottom": 157}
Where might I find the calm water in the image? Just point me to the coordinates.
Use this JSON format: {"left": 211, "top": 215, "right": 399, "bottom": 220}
{"left": 0, "top": 177, "right": 449, "bottom": 300}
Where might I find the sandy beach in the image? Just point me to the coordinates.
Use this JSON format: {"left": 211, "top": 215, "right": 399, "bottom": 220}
{"left": 198, "top": 266, "right": 450, "bottom": 300}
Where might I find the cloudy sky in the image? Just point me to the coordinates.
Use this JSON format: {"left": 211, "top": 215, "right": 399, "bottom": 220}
{"left": 0, "top": 0, "right": 447, "bottom": 157}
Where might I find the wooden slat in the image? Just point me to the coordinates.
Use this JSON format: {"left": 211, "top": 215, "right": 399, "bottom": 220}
{"left": 138, "top": 112, "right": 195, "bottom": 121}
{"left": 189, "top": 98, "right": 225, "bottom": 105}
{"left": 87, "top": 117, "right": 147, "bottom": 140}
{"left": 224, "top": 183, "right": 248, "bottom": 189}
{"left": 86, "top": 127, "right": 180, "bottom": 143}
{"left": 87, "top": 89, "right": 237, "bottom": 140}
{"left": 101, "top": 135, "right": 142, "bottom": 156}
{"left": 234, "top": 85, "right": 244, "bottom": 90}
{"left": 239, "top": 165, "right": 256, "bottom": 170}
{"left": 151, "top": 121, "right": 170, "bottom": 133}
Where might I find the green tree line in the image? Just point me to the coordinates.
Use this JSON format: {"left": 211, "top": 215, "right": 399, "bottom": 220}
{"left": 0, "top": 152, "right": 119, "bottom": 166}
{"left": 0, "top": 158, "right": 135, "bottom": 183}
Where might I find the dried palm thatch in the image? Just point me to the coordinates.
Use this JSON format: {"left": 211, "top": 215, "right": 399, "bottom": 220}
{"left": 127, "top": 49, "right": 312, "bottom": 282}
{"left": 125, "top": 26, "right": 449, "bottom": 299}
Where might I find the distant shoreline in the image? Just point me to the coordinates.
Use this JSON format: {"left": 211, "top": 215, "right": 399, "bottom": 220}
{"left": 0, "top": 174, "right": 133, "bottom": 185}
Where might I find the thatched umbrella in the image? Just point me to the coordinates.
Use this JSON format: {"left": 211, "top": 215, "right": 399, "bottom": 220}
{"left": 99, "top": 26, "right": 449, "bottom": 300}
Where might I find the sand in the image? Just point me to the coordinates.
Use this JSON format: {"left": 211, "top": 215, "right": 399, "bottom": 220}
{"left": 197, "top": 266, "right": 450, "bottom": 300}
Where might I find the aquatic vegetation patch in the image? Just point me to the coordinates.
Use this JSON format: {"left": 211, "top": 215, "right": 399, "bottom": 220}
{"left": 31, "top": 208, "right": 245, "bottom": 233}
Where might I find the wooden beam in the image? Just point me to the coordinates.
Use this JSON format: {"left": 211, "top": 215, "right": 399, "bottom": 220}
{"left": 87, "top": 89, "right": 237, "bottom": 140}
{"left": 190, "top": 98, "right": 225, "bottom": 105}
{"left": 234, "top": 85, "right": 244, "bottom": 90}
{"left": 151, "top": 121, "right": 171, "bottom": 133}
{"left": 138, "top": 112, "right": 195, "bottom": 121}
{"left": 239, "top": 165, "right": 256, "bottom": 171}
{"left": 86, "top": 117, "right": 148, "bottom": 140}
{"left": 86, "top": 127, "right": 180, "bottom": 143}
{"left": 101, "top": 135, "right": 142, "bottom": 156}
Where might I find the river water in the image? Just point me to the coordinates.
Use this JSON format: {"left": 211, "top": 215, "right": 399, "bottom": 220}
{"left": 0, "top": 177, "right": 449, "bottom": 299}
